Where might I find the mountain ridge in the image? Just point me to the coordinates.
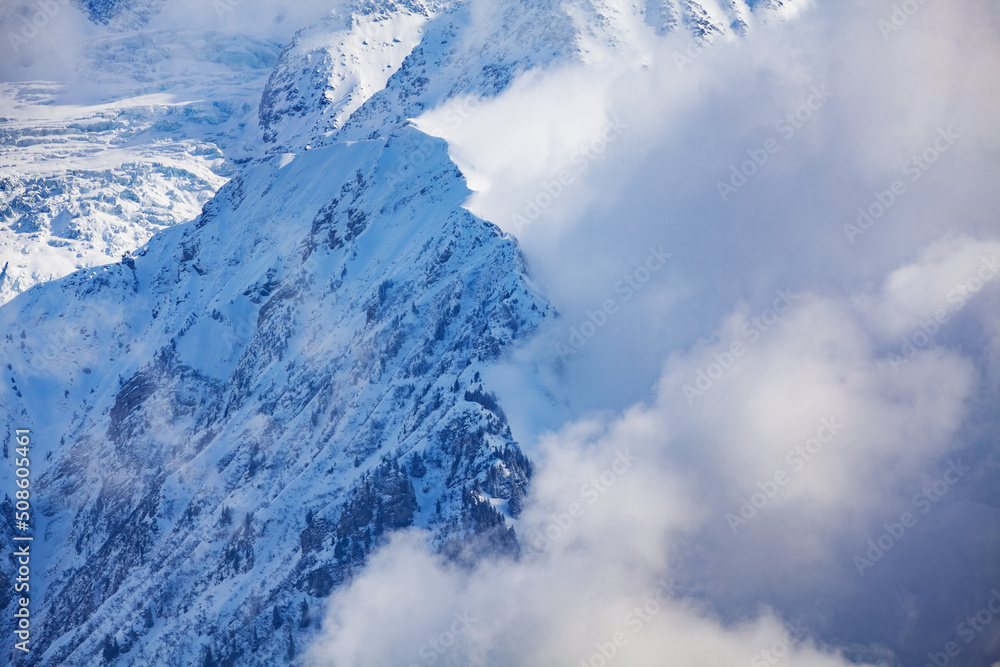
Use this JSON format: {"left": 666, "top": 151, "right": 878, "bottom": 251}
{"left": 1, "top": 126, "right": 550, "bottom": 665}
{"left": 0, "top": 0, "right": 807, "bottom": 663}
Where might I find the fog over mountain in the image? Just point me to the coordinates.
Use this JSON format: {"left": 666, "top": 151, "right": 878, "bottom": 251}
{"left": 1, "top": 0, "right": 998, "bottom": 666}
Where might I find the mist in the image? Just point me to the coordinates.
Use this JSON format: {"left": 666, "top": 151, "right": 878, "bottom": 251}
{"left": 313, "top": 1, "right": 1000, "bottom": 665}
{"left": 0, "top": 0, "right": 344, "bottom": 81}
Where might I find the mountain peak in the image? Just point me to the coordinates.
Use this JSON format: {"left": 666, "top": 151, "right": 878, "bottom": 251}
{"left": 0, "top": 114, "right": 552, "bottom": 663}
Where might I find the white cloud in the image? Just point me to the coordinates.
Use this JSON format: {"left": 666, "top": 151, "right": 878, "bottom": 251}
{"left": 311, "top": 0, "right": 1000, "bottom": 664}
{"left": 855, "top": 236, "right": 1000, "bottom": 339}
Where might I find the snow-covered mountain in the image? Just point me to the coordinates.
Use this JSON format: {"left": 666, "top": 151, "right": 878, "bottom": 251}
{"left": 0, "top": 0, "right": 807, "bottom": 664}
{"left": 0, "top": 29, "right": 282, "bottom": 305}
{"left": 1, "top": 122, "right": 549, "bottom": 664}
{"left": 0, "top": 0, "right": 801, "bottom": 307}
{"left": 259, "top": 0, "right": 803, "bottom": 152}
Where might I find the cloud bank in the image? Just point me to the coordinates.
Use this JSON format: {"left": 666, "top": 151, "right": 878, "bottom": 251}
{"left": 312, "top": 1, "right": 1000, "bottom": 665}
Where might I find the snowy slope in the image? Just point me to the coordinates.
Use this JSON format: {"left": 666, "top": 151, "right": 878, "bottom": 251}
{"left": 0, "top": 125, "right": 551, "bottom": 665}
{"left": 260, "top": 0, "right": 804, "bottom": 153}
{"left": 258, "top": 3, "right": 442, "bottom": 150}
{"left": 0, "top": 0, "right": 809, "bottom": 664}
{"left": 0, "top": 0, "right": 805, "bottom": 306}
{"left": 0, "top": 29, "right": 282, "bottom": 305}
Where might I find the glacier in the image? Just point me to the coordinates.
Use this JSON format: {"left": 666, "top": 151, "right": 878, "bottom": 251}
{"left": 0, "top": 28, "right": 283, "bottom": 306}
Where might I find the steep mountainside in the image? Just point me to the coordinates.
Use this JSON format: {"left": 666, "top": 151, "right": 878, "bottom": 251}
{"left": 259, "top": 0, "right": 800, "bottom": 152}
{"left": 0, "top": 0, "right": 802, "bottom": 306}
{"left": 0, "top": 0, "right": 806, "bottom": 664}
{"left": 1, "top": 126, "right": 550, "bottom": 665}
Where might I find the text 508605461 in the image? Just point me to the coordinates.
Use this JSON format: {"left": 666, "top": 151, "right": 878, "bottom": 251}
{"left": 12, "top": 428, "right": 33, "bottom": 654}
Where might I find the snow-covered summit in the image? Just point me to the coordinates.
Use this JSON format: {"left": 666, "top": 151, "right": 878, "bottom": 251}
{"left": 259, "top": 0, "right": 807, "bottom": 152}
{"left": 0, "top": 122, "right": 551, "bottom": 664}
